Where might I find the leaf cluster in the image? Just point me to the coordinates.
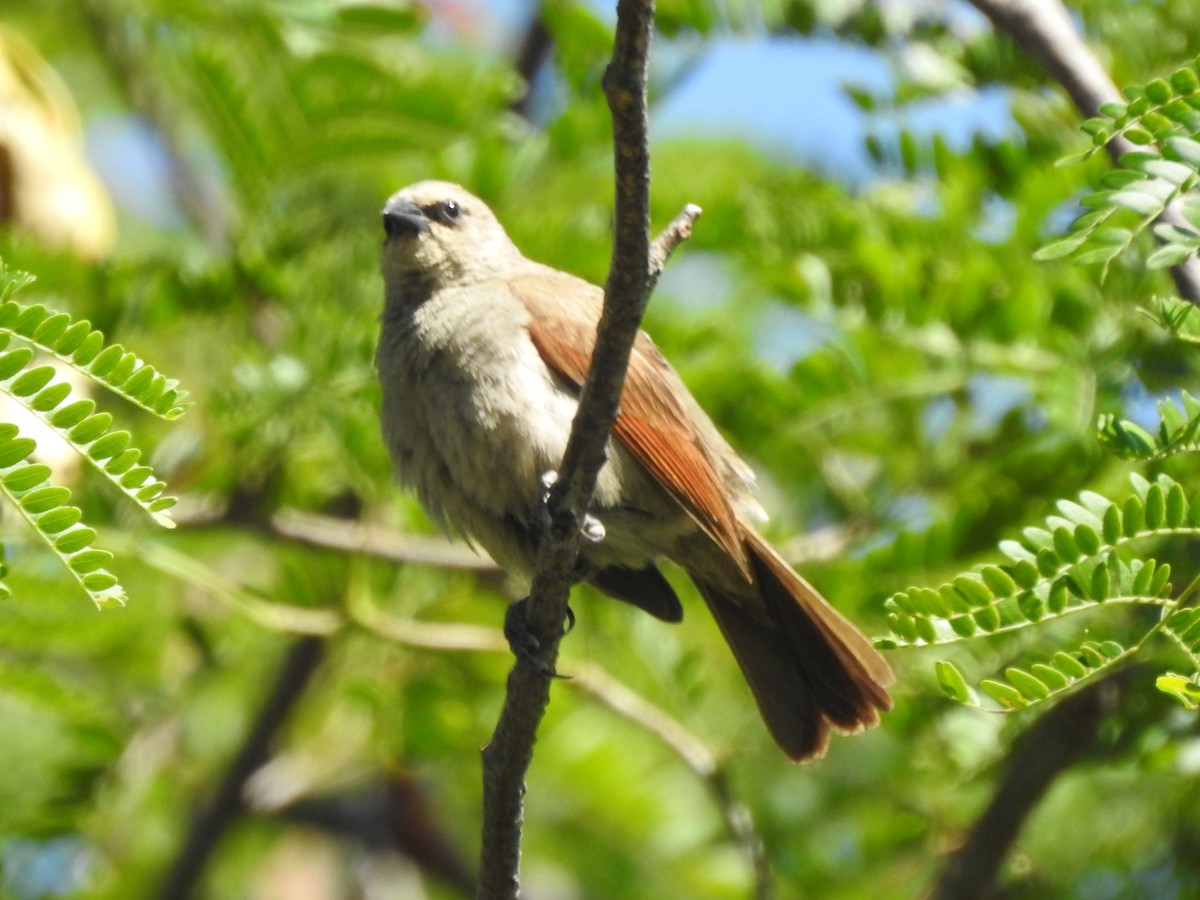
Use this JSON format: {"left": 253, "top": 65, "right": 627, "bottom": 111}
{"left": 1038, "top": 61, "right": 1200, "bottom": 272}
{"left": 0, "top": 261, "right": 183, "bottom": 606}
{"left": 886, "top": 473, "right": 1186, "bottom": 707}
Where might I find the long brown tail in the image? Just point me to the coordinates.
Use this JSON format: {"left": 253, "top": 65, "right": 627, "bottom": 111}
{"left": 694, "top": 528, "right": 894, "bottom": 761}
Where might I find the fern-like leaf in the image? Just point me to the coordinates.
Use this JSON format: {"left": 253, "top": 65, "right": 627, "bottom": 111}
{"left": 0, "top": 424, "right": 124, "bottom": 607}
{"left": 881, "top": 475, "right": 1184, "bottom": 650}
{"left": 0, "top": 260, "right": 187, "bottom": 606}
{"left": 0, "top": 303, "right": 185, "bottom": 528}
{"left": 1037, "top": 61, "right": 1200, "bottom": 276}
{"left": 936, "top": 640, "right": 1133, "bottom": 710}
{"left": 0, "top": 302, "right": 189, "bottom": 419}
{"left": 1098, "top": 390, "right": 1200, "bottom": 460}
{"left": 883, "top": 473, "right": 1200, "bottom": 711}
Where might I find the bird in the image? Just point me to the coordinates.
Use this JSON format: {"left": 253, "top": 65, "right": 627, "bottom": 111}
{"left": 375, "top": 180, "right": 893, "bottom": 760}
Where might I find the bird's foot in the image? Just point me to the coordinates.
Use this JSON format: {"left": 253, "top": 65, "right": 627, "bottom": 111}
{"left": 503, "top": 596, "right": 574, "bottom": 679}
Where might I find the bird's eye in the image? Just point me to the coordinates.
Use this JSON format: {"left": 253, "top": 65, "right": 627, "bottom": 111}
{"left": 430, "top": 200, "right": 461, "bottom": 225}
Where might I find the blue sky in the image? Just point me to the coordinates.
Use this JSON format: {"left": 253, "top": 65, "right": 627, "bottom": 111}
{"left": 473, "top": 0, "right": 1016, "bottom": 184}
{"left": 651, "top": 33, "right": 1015, "bottom": 183}
{"left": 83, "top": 2, "right": 1019, "bottom": 227}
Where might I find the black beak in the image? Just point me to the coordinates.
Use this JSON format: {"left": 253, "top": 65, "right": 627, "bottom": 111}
{"left": 382, "top": 198, "right": 429, "bottom": 239}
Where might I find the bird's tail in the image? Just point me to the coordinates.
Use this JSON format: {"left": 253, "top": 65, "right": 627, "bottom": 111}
{"left": 694, "top": 527, "right": 893, "bottom": 761}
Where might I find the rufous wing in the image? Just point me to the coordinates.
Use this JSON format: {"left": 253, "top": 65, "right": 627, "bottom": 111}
{"left": 512, "top": 275, "right": 750, "bottom": 578}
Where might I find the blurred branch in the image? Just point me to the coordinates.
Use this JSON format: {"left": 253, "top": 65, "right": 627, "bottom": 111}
{"left": 477, "top": 0, "right": 694, "bottom": 895}
{"left": 968, "top": 0, "right": 1200, "bottom": 304}
{"left": 77, "top": 0, "right": 230, "bottom": 246}
{"left": 930, "top": 671, "right": 1125, "bottom": 900}
{"left": 571, "top": 663, "right": 772, "bottom": 900}
{"left": 509, "top": 12, "right": 552, "bottom": 121}
{"left": 111, "top": 533, "right": 343, "bottom": 635}
{"left": 359, "top": 588, "right": 770, "bottom": 895}
{"left": 270, "top": 509, "right": 501, "bottom": 574}
{"left": 175, "top": 503, "right": 504, "bottom": 576}
{"left": 157, "top": 635, "right": 325, "bottom": 900}
{"left": 255, "top": 774, "right": 477, "bottom": 896}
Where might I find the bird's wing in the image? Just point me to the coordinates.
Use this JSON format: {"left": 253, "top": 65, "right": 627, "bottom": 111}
{"left": 510, "top": 271, "right": 750, "bottom": 578}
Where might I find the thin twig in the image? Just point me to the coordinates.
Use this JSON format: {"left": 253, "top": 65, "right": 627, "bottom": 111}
{"left": 649, "top": 204, "right": 703, "bottom": 275}
{"left": 269, "top": 509, "right": 501, "bottom": 574}
{"left": 968, "top": 0, "right": 1200, "bottom": 303}
{"left": 363, "top": 598, "right": 774, "bottom": 897}
{"left": 173, "top": 503, "right": 502, "bottom": 575}
{"left": 475, "top": 0, "right": 684, "bottom": 896}
{"left": 156, "top": 636, "right": 325, "bottom": 900}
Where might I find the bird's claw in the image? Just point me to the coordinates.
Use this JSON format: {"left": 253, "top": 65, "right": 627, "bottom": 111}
{"left": 580, "top": 513, "right": 605, "bottom": 543}
{"left": 540, "top": 469, "right": 606, "bottom": 543}
{"left": 503, "top": 597, "right": 575, "bottom": 679}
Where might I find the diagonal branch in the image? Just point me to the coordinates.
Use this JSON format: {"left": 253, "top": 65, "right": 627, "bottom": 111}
{"left": 968, "top": 0, "right": 1200, "bottom": 303}
{"left": 156, "top": 635, "right": 325, "bottom": 900}
{"left": 476, "top": 0, "right": 701, "bottom": 896}
{"left": 930, "top": 670, "right": 1126, "bottom": 900}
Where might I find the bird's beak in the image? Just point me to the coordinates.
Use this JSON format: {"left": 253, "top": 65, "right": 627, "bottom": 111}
{"left": 382, "top": 198, "right": 429, "bottom": 239}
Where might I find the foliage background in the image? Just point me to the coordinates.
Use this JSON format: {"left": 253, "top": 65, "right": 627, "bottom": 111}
{"left": 2, "top": 0, "right": 1200, "bottom": 897}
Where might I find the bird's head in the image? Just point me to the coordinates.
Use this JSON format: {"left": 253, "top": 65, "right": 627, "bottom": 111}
{"left": 381, "top": 181, "right": 522, "bottom": 295}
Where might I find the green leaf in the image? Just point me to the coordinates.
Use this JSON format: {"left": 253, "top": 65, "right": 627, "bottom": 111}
{"left": 49, "top": 399, "right": 94, "bottom": 428}
{"left": 67, "top": 549, "right": 113, "bottom": 574}
{"left": 980, "top": 679, "right": 1026, "bottom": 709}
{"left": 0, "top": 348, "right": 34, "bottom": 380}
{"left": 0, "top": 437, "right": 36, "bottom": 468}
{"left": 1123, "top": 495, "right": 1145, "bottom": 535}
{"left": 1031, "top": 664, "right": 1070, "bottom": 691}
{"left": 974, "top": 606, "right": 1001, "bottom": 632}
{"left": 980, "top": 566, "right": 1016, "bottom": 598}
{"left": 20, "top": 486, "right": 70, "bottom": 514}
{"left": 1090, "top": 560, "right": 1111, "bottom": 600}
{"left": 1148, "top": 244, "right": 1196, "bottom": 268}
{"left": 1, "top": 464, "right": 50, "bottom": 491}
{"left": 1111, "top": 191, "right": 1163, "bottom": 216}
{"left": 1145, "top": 78, "right": 1173, "bottom": 103}
{"left": 1145, "top": 483, "right": 1166, "bottom": 528}
{"left": 1170, "top": 67, "right": 1200, "bottom": 95}
{"left": 68, "top": 413, "right": 113, "bottom": 444}
{"left": 36, "top": 506, "right": 81, "bottom": 534}
{"left": 54, "top": 527, "right": 97, "bottom": 554}
{"left": 1075, "top": 524, "right": 1102, "bottom": 556}
{"left": 936, "top": 661, "right": 972, "bottom": 703}
{"left": 1005, "top": 667, "right": 1050, "bottom": 700}
{"left": 1167, "top": 136, "right": 1200, "bottom": 166}
{"left": 86, "top": 431, "right": 131, "bottom": 461}
{"left": 29, "top": 381, "right": 71, "bottom": 412}
{"left": 1035, "top": 234, "right": 1088, "bottom": 260}
{"left": 1157, "top": 673, "right": 1200, "bottom": 710}
{"left": 31, "top": 313, "right": 70, "bottom": 345}
{"left": 1053, "top": 652, "right": 1088, "bottom": 679}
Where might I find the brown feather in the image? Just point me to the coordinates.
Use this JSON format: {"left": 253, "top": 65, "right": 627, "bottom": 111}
{"left": 523, "top": 305, "right": 749, "bottom": 577}
{"left": 508, "top": 270, "right": 891, "bottom": 760}
{"left": 698, "top": 528, "right": 894, "bottom": 760}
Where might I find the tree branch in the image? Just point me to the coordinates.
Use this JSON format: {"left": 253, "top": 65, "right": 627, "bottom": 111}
{"left": 77, "top": 0, "right": 231, "bottom": 247}
{"left": 267, "top": 508, "right": 501, "bottom": 575}
{"left": 156, "top": 635, "right": 325, "bottom": 900}
{"left": 968, "top": 0, "right": 1200, "bottom": 303}
{"left": 476, "top": 0, "right": 700, "bottom": 894}
{"left": 930, "top": 671, "right": 1125, "bottom": 900}
{"left": 509, "top": 13, "right": 553, "bottom": 122}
